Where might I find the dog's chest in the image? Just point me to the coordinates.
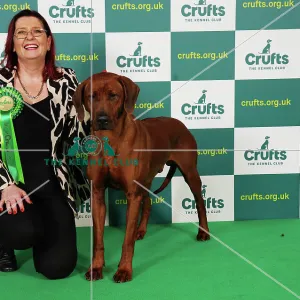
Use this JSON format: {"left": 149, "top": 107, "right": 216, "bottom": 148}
{"left": 104, "top": 155, "right": 137, "bottom": 189}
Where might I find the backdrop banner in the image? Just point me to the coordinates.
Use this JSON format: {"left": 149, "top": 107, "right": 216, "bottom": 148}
{"left": 0, "top": 0, "right": 299, "bottom": 227}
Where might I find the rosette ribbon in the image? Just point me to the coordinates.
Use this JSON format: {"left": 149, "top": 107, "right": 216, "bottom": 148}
{"left": 0, "top": 87, "right": 24, "bottom": 184}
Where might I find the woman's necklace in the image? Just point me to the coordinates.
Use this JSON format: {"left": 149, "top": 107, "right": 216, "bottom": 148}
{"left": 16, "top": 70, "right": 44, "bottom": 103}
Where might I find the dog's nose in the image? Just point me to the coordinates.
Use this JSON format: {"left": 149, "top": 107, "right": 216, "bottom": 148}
{"left": 97, "top": 115, "right": 109, "bottom": 125}
{"left": 96, "top": 114, "right": 110, "bottom": 130}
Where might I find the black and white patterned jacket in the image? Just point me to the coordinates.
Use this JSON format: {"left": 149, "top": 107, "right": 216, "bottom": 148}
{"left": 0, "top": 66, "right": 91, "bottom": 218}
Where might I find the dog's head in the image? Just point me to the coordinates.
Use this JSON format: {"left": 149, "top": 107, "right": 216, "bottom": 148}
{"left": 72, "top": 72, "right": 140, "bottom": 131}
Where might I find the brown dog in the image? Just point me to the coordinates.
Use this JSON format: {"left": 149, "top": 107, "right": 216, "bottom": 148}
{"left": 72, "top": 72, "right": 210, "bottom": 283}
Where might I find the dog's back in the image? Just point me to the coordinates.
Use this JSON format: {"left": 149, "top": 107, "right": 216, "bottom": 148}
{"left": 137, "top": 116, "right": 198, "bottom": 151}
{"left": 141, "top": 116, "right": 195, "bottom": 136}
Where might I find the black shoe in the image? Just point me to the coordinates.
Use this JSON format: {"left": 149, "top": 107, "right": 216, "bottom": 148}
{"left": 0, "top": 245, "right": 18, "bottom": 272}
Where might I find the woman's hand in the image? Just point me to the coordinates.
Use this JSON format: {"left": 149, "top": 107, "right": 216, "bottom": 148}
{"left": 0, "top": 184, "right": 33, "bottom": 214}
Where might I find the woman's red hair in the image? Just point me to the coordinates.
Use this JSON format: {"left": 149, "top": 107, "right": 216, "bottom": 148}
{"left": 1, "top": 9, "right": 63, "bottom": 81}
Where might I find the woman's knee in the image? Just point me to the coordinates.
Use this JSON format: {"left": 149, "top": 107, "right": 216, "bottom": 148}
{"left": 37, "top": 251, "right": 77, "bottom": 280}
{"left": 39, "top": 264, "right": 76, "bottom": 280}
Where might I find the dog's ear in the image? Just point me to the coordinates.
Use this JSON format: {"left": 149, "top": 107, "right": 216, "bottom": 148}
{"left": 118, "top": 76, "right": 140, "bottom": 114}
{"left": 72, "top": 79, "right": 88, "bottom": 122}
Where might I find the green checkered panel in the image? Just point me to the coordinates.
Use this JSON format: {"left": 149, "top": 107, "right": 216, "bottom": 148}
{"left": 0, "top": 0, "right": 299, "bottom": 227}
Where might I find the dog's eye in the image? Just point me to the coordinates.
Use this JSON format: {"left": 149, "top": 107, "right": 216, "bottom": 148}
{"left": 109, "top": 93, "right": 117, "bottom": 100}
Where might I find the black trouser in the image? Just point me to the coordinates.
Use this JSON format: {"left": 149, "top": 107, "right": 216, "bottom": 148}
{"left": 0, "top": 180, "right": 77, "bottom": 280}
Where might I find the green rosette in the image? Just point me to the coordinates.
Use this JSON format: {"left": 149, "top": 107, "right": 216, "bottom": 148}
{"left": 0, "top": 87, "right": 24, "bottom": 184}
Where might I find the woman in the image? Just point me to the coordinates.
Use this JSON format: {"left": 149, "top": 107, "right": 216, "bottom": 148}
{"left": 0, "top": 9, "right": 91, "bottom": 279}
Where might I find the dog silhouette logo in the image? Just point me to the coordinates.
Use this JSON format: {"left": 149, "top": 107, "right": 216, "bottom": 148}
{"left": 130, "top": 42, "right": 143, "bottom": 57}
{"left": 201, "top": 185, "right": 207, "bottom": 198}
{"left": 67, "top": 137, "right": 81, "bottom": 156}
{"left": 258, "top": 136, "right": 275, "bottom": 152}
{"left": 102, "top": 136, "right": 119, "bottom": 157}
{"left": 194, "top": 0, "right": 206, "bottom": 5}
{"left": 195, "top": 90, "right": 207, "bottom": 104}
{"left": 259, "top": 39, "right": 272, "bottom": 54}
{"left": 260, "top": 136, "right": 270, "bottom": 150}
{"left": 63, "top": 0, "right": 75, "bottom": 6}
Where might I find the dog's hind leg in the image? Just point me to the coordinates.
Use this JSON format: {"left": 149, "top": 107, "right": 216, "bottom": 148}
{"left": 188, "top": 168, "right": 210, "bottom": 241}
{"left": 136, "top": 196, "right": 151, "bottom": 240}
{"left": 182, "top": 165, "right": 210, "bottom": 241}
{"left": 172, "top": 152, "right": 210, "bottom": 241}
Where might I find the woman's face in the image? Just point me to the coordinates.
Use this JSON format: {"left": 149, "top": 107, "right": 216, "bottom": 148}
{"left": 13, "top": 16, "right": 51, "bottom": 62}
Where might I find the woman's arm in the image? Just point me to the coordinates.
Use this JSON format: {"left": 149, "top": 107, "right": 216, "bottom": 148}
{"left": 64, "top": 68, "right": 91, "bottom": 147}
{"left": 0, "top": 158, "right": 16, "bottom": 191}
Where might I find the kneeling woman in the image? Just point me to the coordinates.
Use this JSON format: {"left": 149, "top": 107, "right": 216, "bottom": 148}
{"left": 0, "top": 9, "right": 90, "bottom": 279}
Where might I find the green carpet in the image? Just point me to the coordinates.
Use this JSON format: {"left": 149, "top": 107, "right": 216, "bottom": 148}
{"left": 1, "top": 219, "right": 300, "bottom": 300}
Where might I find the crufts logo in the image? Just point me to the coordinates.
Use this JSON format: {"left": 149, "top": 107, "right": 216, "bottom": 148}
{"left": 181, "top": 89, "right": 224, "bottom": 120}
{"left": 181, "top": 0, "right": 225, "bottom": 21}
{"left": 78, "top": 201, "right": 91, "bottom": 215}
{"left": 116, "top": 42, "right": 161, "bottom": 73}
{"left": 244, "top": 135, "right": 287, "bottom": 166}
{"left": 182, "top": 184, "right": 224, "bottom": 214}
{"left": 49, "top": 0, "right": 94, "bottom": 22}
{"left": 245, "top": 39, "right": 289, "bottom": 70}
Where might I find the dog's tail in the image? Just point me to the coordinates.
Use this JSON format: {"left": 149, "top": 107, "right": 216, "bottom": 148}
{"left": 153, "top": 164, "right": 177, "bottom": 194}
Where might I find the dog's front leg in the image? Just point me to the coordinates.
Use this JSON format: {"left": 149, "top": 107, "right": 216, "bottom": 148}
{"left": 85, "top": 186, "right": 106, "bottom": 281}
{"left": 113, "top": 193, "right": 142, "bottom": 283}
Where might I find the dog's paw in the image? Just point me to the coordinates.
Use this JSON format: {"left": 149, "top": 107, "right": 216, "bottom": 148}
{"left": 113, "top": 268, "right": 132, "bottom": 283}
{"left": 197, "top": 229, "right": 210, "bottom": 241}
{"left": 136, "top": 230, "right": 146, "bottom": 240}
{"left": 85, "top": 268, "right": 103, "bottom": 281}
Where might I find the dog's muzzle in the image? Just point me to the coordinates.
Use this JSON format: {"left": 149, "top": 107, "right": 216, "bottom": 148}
{"left": 95, "top": 113, "right": 111, "bottom": 130}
